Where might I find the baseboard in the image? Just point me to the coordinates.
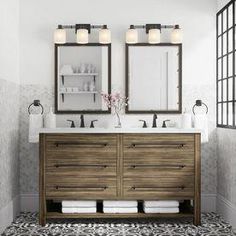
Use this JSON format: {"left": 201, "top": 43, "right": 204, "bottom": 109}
{"left": 217, "top": 194, "right": 236, "bottom": 230}
{"left": 20, "top": 193, "right": 216, "bottom": 212}
{"left": 0, "top": 195, "right": 20, "bottom": 234}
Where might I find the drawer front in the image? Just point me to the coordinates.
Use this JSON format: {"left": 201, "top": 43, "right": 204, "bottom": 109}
{"left": 45, "top": 134, "right": 117, "bottom": 158}
{"left": 46, "top": 176, "right": 117, "bottom": 199}
{"left": 123, "top": 164, "right": 194, "bottom": 177}
{"left": 123, "top": 177, "right": 194, "bottom": 199}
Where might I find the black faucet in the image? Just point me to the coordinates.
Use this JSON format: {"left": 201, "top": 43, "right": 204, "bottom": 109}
{"left": 162, "top": 119, "right": 170, "bottom": 128}
{"left": 139, "top": 120, "right": 147, "bottom": 128}
{"left": 152, "top": 114, "right": 158, "bottom": 128}
{"left": 80, "top": 114, "right": 85, "bottom": 128}
{"left": 67, "top": 119, "right": 75, "bottom": 128}
{"left": 90, "top": 120, "right": 98, "bottom": 128}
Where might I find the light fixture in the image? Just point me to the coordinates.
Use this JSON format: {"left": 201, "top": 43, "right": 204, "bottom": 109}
{"left": 171, "top": 25, "right": 183, "bottom": 44}
{"left": 54, "top": 24, "right": 111, "bottom": 44}
{"left": 54, "top": 25, "right": 66, "bottom": 44}
{"left": 99, "top": 25, "right": 111, "bottom": 44}
{"left": 126, "top": 25, "right": 138, "bottom": 44}
{"left": 126, "top": 23, "right": 182, "bottom": 44}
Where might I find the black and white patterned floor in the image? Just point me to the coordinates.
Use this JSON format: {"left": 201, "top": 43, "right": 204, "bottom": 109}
{"left": 2, "top": 212, "right": 235, "bottom": 236}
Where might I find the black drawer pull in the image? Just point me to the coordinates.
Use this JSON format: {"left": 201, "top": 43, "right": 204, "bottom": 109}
{"left": 55, "top": 142, "right": 108, "bottom": 148}
{"left": 130, "top": 165, "right": 186, "bottom": 169}
{"left": 130, "top": 186, "right": 185, "bottom": 191}
{"left": 129, "top": 143, "right": 185, "bottom": 149}
{"left": 55, "top": 186, "right": 107, "bottom": 191}
{"left": 54, "top": 164, "right": 108, "bottom": 169}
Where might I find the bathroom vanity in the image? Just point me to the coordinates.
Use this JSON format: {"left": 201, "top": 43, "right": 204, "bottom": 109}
{"left": 39, "top": 129, "right": 201, "bottom": 226}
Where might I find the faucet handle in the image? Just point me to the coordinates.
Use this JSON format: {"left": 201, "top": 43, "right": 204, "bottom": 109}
{"left": 67, "top": 119, "right": 75, "bottom": 128}
{"left": 90, "top": 120, "right": 98, "bottom": 128}
{"left": 162, "top": 119, "right": 170, "bottom": 128}
{"left": 139, "top": 120, "right": 147, "bottom": 128}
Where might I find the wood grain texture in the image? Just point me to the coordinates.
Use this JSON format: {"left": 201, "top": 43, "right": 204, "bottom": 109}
{"left": 39, "top": 133, "right": 200, "bottom": 225}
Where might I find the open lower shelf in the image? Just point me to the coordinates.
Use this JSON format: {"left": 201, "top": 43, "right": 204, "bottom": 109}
{"left": 60, "top": 91, "right": 98, "bottom": 94}
{"left": 46, "top": 212, "right": 193, "bottom": 219}
{"left": 60, "top": 73, "right": 98, "bottom": 76}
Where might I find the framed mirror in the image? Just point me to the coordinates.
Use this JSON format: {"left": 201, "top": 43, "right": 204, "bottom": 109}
{"left": 55, "top": 43, "right": 111, "bottom": 114}
{"left": 125, "top": 43, "right": 182, "bottom": 114}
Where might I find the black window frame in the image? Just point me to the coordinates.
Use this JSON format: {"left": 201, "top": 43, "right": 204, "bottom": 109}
{"left": 217, "top": 0, "right": 236, "bottom": 128}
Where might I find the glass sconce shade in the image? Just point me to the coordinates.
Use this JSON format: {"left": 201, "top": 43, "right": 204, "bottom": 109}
{"left": 148, "top": 29, "right": 161, "bottom": 44}
{"left": 54, "top": 28, "right": 66, "bottom": 44}
{"left": 171, "top": 25, "right": 183, "bottom": 44}
{"left": 126, "top": 27, "right": 138, "bottom": 44}
{"left": 77, "top": 29, "right": 89, "bottom": 44}
{"left": 99, "top": 26, "right": 111, "bottom": 44}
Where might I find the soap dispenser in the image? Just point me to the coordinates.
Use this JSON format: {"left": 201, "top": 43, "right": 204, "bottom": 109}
{"left": 44, "top": 107, "right": 56, "bottom": 128}
{"left": 181, "top": 108, "right": 192, "bottom": 129}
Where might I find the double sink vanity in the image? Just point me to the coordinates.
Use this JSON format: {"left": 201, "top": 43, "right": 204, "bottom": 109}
{"left": 39, "top": 128, "right": 201, "bottom": 226}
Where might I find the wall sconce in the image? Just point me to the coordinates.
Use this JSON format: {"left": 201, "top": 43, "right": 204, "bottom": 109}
{"left": 126, "top": 24, "right": 182, "bottom": 44}
{"left": 54, "top": 24, "right": 111, "bottom": 44}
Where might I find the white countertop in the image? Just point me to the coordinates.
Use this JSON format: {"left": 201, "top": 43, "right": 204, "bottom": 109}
{"left": 39, "top": 127, "right": 201, "bottom": 134}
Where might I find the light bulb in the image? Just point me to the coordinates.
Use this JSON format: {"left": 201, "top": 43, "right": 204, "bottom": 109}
{"left": 126, "top": 25, "right": 138, "bottom": 44}
{"left": 54, "top": 26, "right": 66, "bottom": 44}
{"left": 77, "top": 29, "right": 89, "bottom": 44}
{"left": 171, "top": 25, "right": 182, "bottom": 44}
{"left": 148, "top": 29, "right": 161, "bottom": 44}
{"left": 99, "top": 25, "right": 111, "bottom": 44}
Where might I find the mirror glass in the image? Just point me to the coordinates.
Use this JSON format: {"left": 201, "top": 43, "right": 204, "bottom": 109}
{"left": 126, "top": 44, "right": 182, "bottom": 113}
{"left": 55, "top": 44, "right": 111, "bottom": 113}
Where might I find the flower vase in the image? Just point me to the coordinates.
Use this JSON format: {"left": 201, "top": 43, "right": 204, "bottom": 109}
{"left": 115, "top": 112, "right": 122, "bottom": 128}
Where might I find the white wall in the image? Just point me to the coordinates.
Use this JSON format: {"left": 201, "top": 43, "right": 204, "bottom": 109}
{"left": 0, "top": 0, "right": 20, "bottom": 84}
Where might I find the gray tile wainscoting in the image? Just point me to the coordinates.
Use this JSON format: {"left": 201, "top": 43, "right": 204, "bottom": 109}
{"left": 0, "top": 79, "right": 20, "bottom": 232}
{"left": 19, "top": 84, "right": 217, "bottom": 197}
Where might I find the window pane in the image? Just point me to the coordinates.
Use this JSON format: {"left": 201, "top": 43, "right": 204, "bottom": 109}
{"left": 228, "top": 78, "right": 233, "bottom": 100}
{"left": 228, "top": 102, "right": 233, "bottom": 126}
{"left": 223, "top": 103, "right": 227, "bottom": 125}
{"left": 218, "top": 14, "right": 222, "bottom": 35}
{"left": 228, "top": 5, "right": 233, "bottom": 28}
{"left": 223, "top": 33, "right": 227, "bottom": 55}
{"left": 218, "top": 37, "right": 222, "bottom": 57}
{"left": 223, "top": 10, "right": 227, "bottom": 32}
{"left": 223, "top": 56, "right": 227, "bottom": 78}
{"left": 228, "top": 29, "right": 233, "bottom": 52}
{"left": 223, "top": 79, "right": 227, "bottom": 101}
{"left": 218, "top": 59, "right": 222, "bottom": 79}
{"left": 228, "top": 53, "right": 233, "bottom": 77}
{"left": 218, "top": 81, "right": 222, "bottom": 101}
{"left": 218, "top": 104, "right": 222, "bottom": 125}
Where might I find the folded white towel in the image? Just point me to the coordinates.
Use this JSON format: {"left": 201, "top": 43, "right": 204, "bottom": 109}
{"left": 103, "top": 200, "right": 138, "bottom": 208}
{"left": 62, "top": 207, "right": 96, "bottom": 214}
{"left": 194, "top": 114, "right": 208, "bottom": 143}
{"left": 28, "top": 114, "right": 43, "bottom": 143}
{"left": 62, "top": 200, "right": 96, "bottom": 208}
{"left": 103, "top": 207, "right": 138, "bottom": 213}
{"left": 144, "top": 200, "right": 179, "bottom": 208}
{"left": 144, "top": 207, "right": 179, "bottom": 214}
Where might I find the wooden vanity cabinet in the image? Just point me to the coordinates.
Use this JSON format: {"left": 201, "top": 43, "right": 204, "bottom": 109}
{"left": 39, "top": 133, "right": 201, "bottom": 226}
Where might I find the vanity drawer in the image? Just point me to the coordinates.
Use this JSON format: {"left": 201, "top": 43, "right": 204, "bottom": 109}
{"left": 123, "top": 177, "right": 194, "bottom": 199}
{"left": 123, "top": 164, "right": 194, "bottom": 177}
{"left": 46, "top": 176, "right": 117, "bottom": 199}
{"left": 45, "top": 134, "right": 117, "bottom": 159}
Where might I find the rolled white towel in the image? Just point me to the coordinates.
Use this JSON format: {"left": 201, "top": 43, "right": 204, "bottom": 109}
{"left": 62, "top": 207, "right": 96, "bottom": 214}
{"left": 144, "top": 207, "right": 179, "bottom": 214}
{"left": 103, "top": 200, "right": 138, "bottom": 208}
{"left": 28, "top": 114, "right": 43, "bottom": 143}
{"left": 144, "top": 200, "right": 179, "bottom": 208}
{"left": 194, "top": 114, "right": 208, "bottom": 143}
{"left": 62, "top": 200, "right": 96, "bottom": 208}
{"left": 103, "top": 207, "right": 138, "bottom": 213}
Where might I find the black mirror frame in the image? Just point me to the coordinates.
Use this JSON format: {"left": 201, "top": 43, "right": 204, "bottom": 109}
{"left": 125, "top": 43, "right": 182, "bottom": 114}
{"left": 54, "top": 43, "right": 111, "bottom": 114}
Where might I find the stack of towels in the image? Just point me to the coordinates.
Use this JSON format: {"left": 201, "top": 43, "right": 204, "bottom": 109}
{"left": 62, "top": 200, "right": 97, "bottom": 213}
{"left": 103, "top": 200, "right": 138, "bottom": 213}
{"left": 143, "top": 200, "right": 179, "bottom": 213}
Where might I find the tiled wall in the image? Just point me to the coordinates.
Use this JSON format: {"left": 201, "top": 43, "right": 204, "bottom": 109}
{"left": 0, "top": 79, "right": 20, "bottom": 210}
{"left": 19, "top": 84, "right": 217, "bottom": 195}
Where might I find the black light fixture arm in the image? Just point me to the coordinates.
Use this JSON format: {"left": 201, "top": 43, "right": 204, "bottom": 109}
{"left": 129, "top": 24, "right": 179, "bottom": 33}
{"left": 57, "top": 24, "right": 107, "bottom": 33}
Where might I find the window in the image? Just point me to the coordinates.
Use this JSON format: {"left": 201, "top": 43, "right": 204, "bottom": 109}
{"left": 217, "top": 0, "right": 236, "bottom": 128}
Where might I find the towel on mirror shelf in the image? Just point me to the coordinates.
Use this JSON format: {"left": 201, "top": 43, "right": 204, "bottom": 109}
{"left": 103, "top": 200, "right": 138, "bottom": 208}
{"left": 144, "top": 200, "right": 179, "bottom": 208}
{"left": 103, "top": 207, "right": 138, "bottom": 214}
{"left": 28, "top": 114, "right": 43, "bottom": 143}
{"left": 194, "top": 114, "right": 208, "bottom": 143}
{"left": 144, "top": 207, "right": 179, "bottom": 214}
{"left": 62, "top": 207, "right": 96, "bottom": 214}
{"left": 62, "top": 200, "right": 96, "bottom": 208}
